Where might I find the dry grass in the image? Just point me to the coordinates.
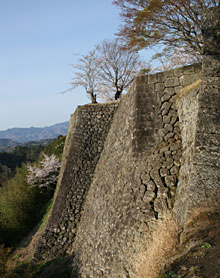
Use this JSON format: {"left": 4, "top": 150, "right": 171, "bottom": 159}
{"left": 134, "top": 205, "right": 220, "bottom": 278}
{"left": 174, "top": 79, "right": 201, "bottom": 103}
{"left": 135, "top": 210, "right": 181, "bottom": 278}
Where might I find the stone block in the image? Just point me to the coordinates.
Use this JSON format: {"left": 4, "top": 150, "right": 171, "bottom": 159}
{"left": 165, "top": 77, "right": 180, "bottom": 87}
{"left": 155, "top": 82, "right": 165, "bottom": 92}
{"left": 164, "top": 132, "right": 174, "bottom": 141}
{"left": 161, "top": 93, "right": 171, "bottom": 103}
{"left": 156, "top": 72, "right": 165, "bottom": 82}
{"left": 148, "top": 74, "right": 157, "bottom": 84}
{"left": 163, "top": 115, "right": 171, "bottom": 124}
{"left": 160, "top": 168, "right": 169, "bottom": 177}
{"left": 161, "top": 101, "right": 172, "bottom": 111}
{"left": 164, "top": 87, "right": 176, "bottom": 96}
{"left": 162, "top": 109, "right": 169, "bottom": 116}
{"left": 180, "top": 74, "right": 198, "bottom": 87}
{"left": 164, "top": 124, "right": 173, "bottom": 132}
{"left": 174, "top": 67, "right": 183, "bottom": 77}
{"left": 182, "top": 65, "right": 196, "bottom": 74}
{"left": 164, "top": 69, "right": 174, "bottom": 78}
{"left": 165, "top": 175, "right": 177, "bottom": 187}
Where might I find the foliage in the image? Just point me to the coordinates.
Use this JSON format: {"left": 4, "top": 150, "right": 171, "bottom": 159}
{"left": 0, "top": 143, "right": 46, "bottom": 186}
{"left": 0, "top": 152, "right": 26, "bottom": 169}
{"left": 200, "top": 242, "right": 212, "bottom": 249}
{"left": 27, "top": 154, "right": 61, "bottom": 191}
{"left": 0, "top": 166, "right": 50, "bottom": 244}
{"left": 0, "top": 136, "right": 65, "bottom": 245}
{"left": 11, "top": 144, "right": 45, "bottom": 162}
{"left": 113, "top": 0, "right": 219, "bottom": 61}
{"left": 43, "top": 135, "right": 66, "bottom": 160}
{"left": 0, "top": 246, "right": 72, "bottom": 278}
{"left": 163, "top": 272, "right": 184, "bottom": 278}
{"left": 0, "top": 244, "right": 11, "bottom": 276}
{"left": 0, "top": 143, "right": 48, "bottom": 169}
{"left": 0, "top": 243, "right": 36, "bottom": 278}
{"left": 0, "top": 164, "right": 12, "bottom": 187}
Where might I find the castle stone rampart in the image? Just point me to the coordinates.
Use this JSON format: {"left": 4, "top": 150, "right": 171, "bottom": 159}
{"left": 174, "top": 6, "right": 220, "bottom": 224}
{"left": 31, "top": 7, "right": 220, "bottom": 278}
{"left": 33, "top": 103, "right": 118, "bottom": 261}
{"left": 71, "top": 64, "right": 201, "bottom": 278}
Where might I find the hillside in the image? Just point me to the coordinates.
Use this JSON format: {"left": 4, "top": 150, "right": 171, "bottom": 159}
{"left": 0, "top": 139, "right": 19, "bottom": 152}
{"left": 0, "top": 122, "right": 68, "bottom": 143}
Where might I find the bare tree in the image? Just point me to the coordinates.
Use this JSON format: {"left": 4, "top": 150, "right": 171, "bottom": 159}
{"left": 97, "top": 39, "right": 142, "bottom": 100}
{"left": 63, "top": 40, "right": 143, "bottom": 103}
{"left": 63, "top": 48, "right": 101, "bottom": 103}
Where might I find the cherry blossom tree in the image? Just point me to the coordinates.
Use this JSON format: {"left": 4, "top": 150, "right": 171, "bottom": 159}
{"left": 27, "top": 154, "right": 61, "bottom": 191}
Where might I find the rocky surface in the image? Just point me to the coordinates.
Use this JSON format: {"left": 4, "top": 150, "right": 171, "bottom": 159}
{"left": 33, "top": 103, "right": 118, "bottom": 261}
{"left": 72, "top": 64, "right": 201, "bottom": 278}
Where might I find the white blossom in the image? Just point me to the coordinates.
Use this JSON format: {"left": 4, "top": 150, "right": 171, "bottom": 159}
{"left": 27, "top": 154, "right": 61, "bottom": 191}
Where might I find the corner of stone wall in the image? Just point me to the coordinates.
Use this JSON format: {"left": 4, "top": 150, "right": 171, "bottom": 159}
{"left": 33, "top": 102, "right": 118, "bottom": 261}
{"left": 174, "top": 6, "right": 220, "bottom": 226}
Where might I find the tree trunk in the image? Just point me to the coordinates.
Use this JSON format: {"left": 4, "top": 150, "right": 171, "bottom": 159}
{"left": 91, "top": 93, "right": 97, "bottom": 104}
{"left": 115, "top": 90, "right": 122, "bottom": 100}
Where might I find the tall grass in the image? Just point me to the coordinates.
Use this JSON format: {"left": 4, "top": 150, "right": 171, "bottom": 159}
{"left": 135, "top": 210, "right": 181, "bottom": 278}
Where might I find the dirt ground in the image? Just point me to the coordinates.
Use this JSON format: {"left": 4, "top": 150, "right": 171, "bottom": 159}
{"left": 163, "top": 229, "right": 220, "bottom": 278}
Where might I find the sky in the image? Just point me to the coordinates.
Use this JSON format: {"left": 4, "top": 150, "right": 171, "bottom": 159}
{"left": 0, "top": 0, "right": 140, "bottom": 131}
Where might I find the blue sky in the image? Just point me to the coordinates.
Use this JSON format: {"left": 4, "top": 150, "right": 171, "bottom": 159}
{"left": 0, "top": 0, "right": 150, "bottom": 131}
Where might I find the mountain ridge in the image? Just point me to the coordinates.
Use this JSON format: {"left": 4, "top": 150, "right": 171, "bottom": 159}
{"left": 0, "top": 122, "right": 69, "bottom": 143}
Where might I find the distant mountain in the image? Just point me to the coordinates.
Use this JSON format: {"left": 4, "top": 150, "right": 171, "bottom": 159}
{"left": 0, "top": 122, "right": 69, "bottom": 143}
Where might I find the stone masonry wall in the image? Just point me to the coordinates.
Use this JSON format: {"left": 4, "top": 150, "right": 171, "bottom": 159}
{"left": 174, "top": 6, "right": 220, "bottom": 224}
{"left": 71, "top": 64, "right": 201, "bottom": 278}
{"left": 33, "top": 103, "right": 118, "bottom": 261}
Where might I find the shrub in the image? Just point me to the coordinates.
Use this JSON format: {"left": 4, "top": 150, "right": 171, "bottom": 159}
{"left": 0, "top": 136, "right": 65, "bottom": 245}
{"left": 43, "top": 135, "right": 66, "bottom": 160}
{"left": 0, "top": 166, "right": 50, "bottom": 245}
{"left": 0, "top": 244, "right": 11, "bottom": 276}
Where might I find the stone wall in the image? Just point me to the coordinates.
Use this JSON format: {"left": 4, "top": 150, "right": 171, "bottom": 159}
{"left": 174, "top": 6, "right": 220, "bottom": 224}
{"left": 31, "top": 8, "right": 220, "bottom": 277}
{"left": 71, "top": 64, "right": 201, "bottom": 278}
{"left": 33, "top": 103, "right": 118, "bottom": 261}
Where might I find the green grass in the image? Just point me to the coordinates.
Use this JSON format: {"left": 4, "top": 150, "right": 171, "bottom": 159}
{"left": 163, "top": 272, "right": 184, "bottom": 278}
{"left": 200, "top": 242, "right": 212, "bottom": 249}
